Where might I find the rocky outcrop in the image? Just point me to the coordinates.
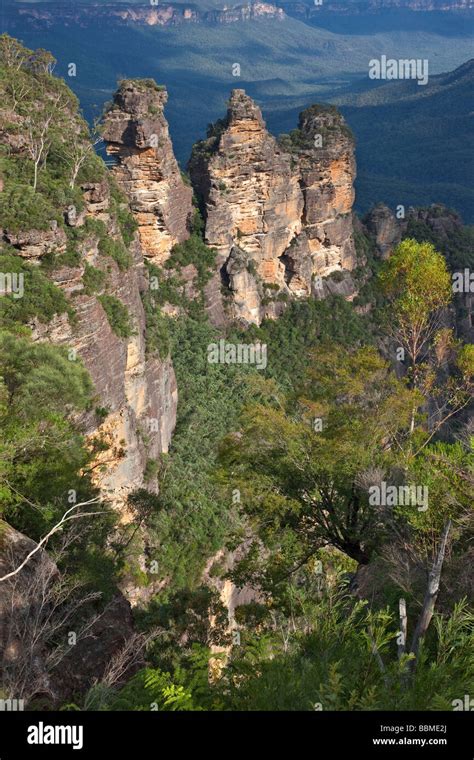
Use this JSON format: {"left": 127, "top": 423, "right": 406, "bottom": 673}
{"left": 291, "top": 104, "right": 357, "bottom": 280}
{"left": 189, "top": 90, "right": 357, "bottom": 325}
{"left": 3, "top": 223, "right": 67, "bottom": 262}
{"left": 364, "top": 202, "right": 402, "bottom": 259}
{"left": 102, "top": 81, "right": 193, "bottom": 266}
{"left": 189, "top": 90, "right": 303, "bottom": 323}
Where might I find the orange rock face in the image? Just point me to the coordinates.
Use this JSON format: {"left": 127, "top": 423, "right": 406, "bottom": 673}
{"left": 102, "top": 82, "right": 193, "bottom": 266}
{"left": 189, "top": 90, "right": 358, "bottom": 325}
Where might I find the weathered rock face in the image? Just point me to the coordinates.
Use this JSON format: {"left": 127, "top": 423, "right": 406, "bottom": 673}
{"left": 189, "top": 90, "right": 303, "bottom": 324}
{"left": 3, "top": 224, "right": 67, "bottom": 262}
{"left": 189, "top": 90, "right": 357, "bottom": 325}
{"left": 364, "top": 202, "right": 403, "bottom": 259}
{"left": 10, "top": 2, "right": 285, "bottom": 29}
{"left": 27, "top": 181, "right": 178, "bottom": 511}
{"left": 102, "top": 81, "right": 193, "bottom": 266}
{"left": 294, "top": 105, "right": 357, "bottom": 280}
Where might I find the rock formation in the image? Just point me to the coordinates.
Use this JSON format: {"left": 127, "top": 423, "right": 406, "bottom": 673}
{"left": 364, "top": 202, "right": 403, "bottom": 259}
{"left": 189, "top": 90, "right": 357, "bottom": 325}
{"left": 102, "top": 80, "right": 193, "bottom": 266}
{"left": 290, "top": 104, "right": 357, "bottom": 279}
{"left": 1, "top": 120, "right": 178, "bottom": 513}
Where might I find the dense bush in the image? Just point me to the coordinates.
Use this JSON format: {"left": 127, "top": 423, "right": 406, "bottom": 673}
{"left": 0, "top": 250, "right": 74, "bottom": 325}
{"left": 82, "top": 263, "right": 106, "bottom": 295}
{"left": 98, "top": 294, "right": 132, "bottom": 338}
{"left": 0, "top": 183, "right": 60, "bottom": 232}
{"left": 98, "top": 237, "right": 133, "bottom": 271}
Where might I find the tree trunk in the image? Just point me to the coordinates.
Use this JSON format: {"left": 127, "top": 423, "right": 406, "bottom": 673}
{"left": 409, "top": 520, "right": 451, "bottom": 661}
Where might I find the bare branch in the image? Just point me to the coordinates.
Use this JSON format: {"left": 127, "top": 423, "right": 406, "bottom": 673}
{"left": 0, "top": 498, "right": 102, "bottom": 583}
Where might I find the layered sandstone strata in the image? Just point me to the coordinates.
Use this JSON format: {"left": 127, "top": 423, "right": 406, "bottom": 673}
{"left": 189, "top": 90, "right": 357, "bottom": 324}
{"left": 291, "top": 104, "right": 357, "bottom": 281}
{"left": 26, "top": 180, "right": 178, "bottom": 511}
{"left": 102, "top": 80, "right": 193, "bottom": 265}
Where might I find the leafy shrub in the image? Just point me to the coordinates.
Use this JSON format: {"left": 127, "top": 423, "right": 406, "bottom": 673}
{"left": 0, "top": 250, "right": 73, "bottom": 325}
{"left": 142, "top": 291, "right": 171, "bottom": 358}
{"left": 98, "top": 237, "right": 132, "bottom": 271}
{"left": 114, "top": 204, "right": 138, "bottom": 247}
{"left": 0, "top": 184, "right": 59, "bottom": 232}
{"left": 164, "top": 235, "right": 216, "bottom": 289}
{"left": 82, "top": 263, "right": 106, "bottom": 295}
{"left": 98, "top": 294, "right": 132, "bottom": 338}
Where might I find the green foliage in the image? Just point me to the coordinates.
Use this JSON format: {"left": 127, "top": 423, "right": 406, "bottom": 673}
{"left": 404, "top": 209, "right": 474, "bottom": 272}
{"left": 0, "top": 250, "right": 74, "bottom": 325}
{"left": 0, "top": 183, "right": 59, "bottom": 232}
{"left": 89, "top": 584, "right": 474, "bottom": 712}
{"left": 380, "top": 239, "right": 452, "bottom": 325}
{"left": 380, "top": 238, "right": 452, "bottom": 383}
{"left": 219, "top": 589, "right": 474, "bottom": 711}
{"left": 118, "top": 78, "right": 166, "bottom": 93}
{"left": 144, "top": 314, "right": 251, "bottom": 587}
{"left": 0, "top": 327, "right": 120, "bottom": 595}
{"left": 141, "top": 290, "right": 171, "bottom": 359}
{"left": 98, "top": 294, "right": 132, "bottom": 338}
{"left": 137, "top": 288, "right": 375, "bottom": 590}
{"left": 243, "top": 295, "right": 371, "bottom": 391}
{"left": 164, "top": 234, "right": 217, "bottom": 290}
{"left": 107, "top": 182, "right": 138, "bottom": 246}
{"left": 0, "top": 330, "right": 91, "bottom": 528}
{"left": 144, "top": 458, "right": 159, "bottom": 483}
{"left": 98, "top": 237, "right": 132, "bottom": 271}
{"left": 82, "top": 263, "right": 106, "bottom": 295}
{"left": 219, "top": 345, "right": 416, "bottom": 575}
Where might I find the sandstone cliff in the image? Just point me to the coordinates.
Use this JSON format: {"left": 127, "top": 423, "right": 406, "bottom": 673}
{"left": 10, "top": 2, "right": 286, "bottom": 29}
{"left": 0, "top": 88, "right": 177, "bottom": 513}
{"left": 5, "top": 182, "right": 177, "bottom": 511}
{"left": 102, "top": 80, "right": 193, "bottom": 266}
{"left": 189, "top": 90, "right": 357, "bottom": 324}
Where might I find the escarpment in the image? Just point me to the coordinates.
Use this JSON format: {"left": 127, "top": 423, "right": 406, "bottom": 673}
{"left": 0, "top": 88, "right": 177, "bottom": 514}
{"left": 188, "top": 89, "right": 357, "bottom": 325}
{"left": 4, "top": 181, "right": 177, "bottom": 510}
{"left": 102, "top": 80, "right": 193, "bottom": 266}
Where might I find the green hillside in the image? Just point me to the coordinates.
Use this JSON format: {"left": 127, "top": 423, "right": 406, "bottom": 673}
{"left": 333, "top": 60, "right": 474, "bottom": 220}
